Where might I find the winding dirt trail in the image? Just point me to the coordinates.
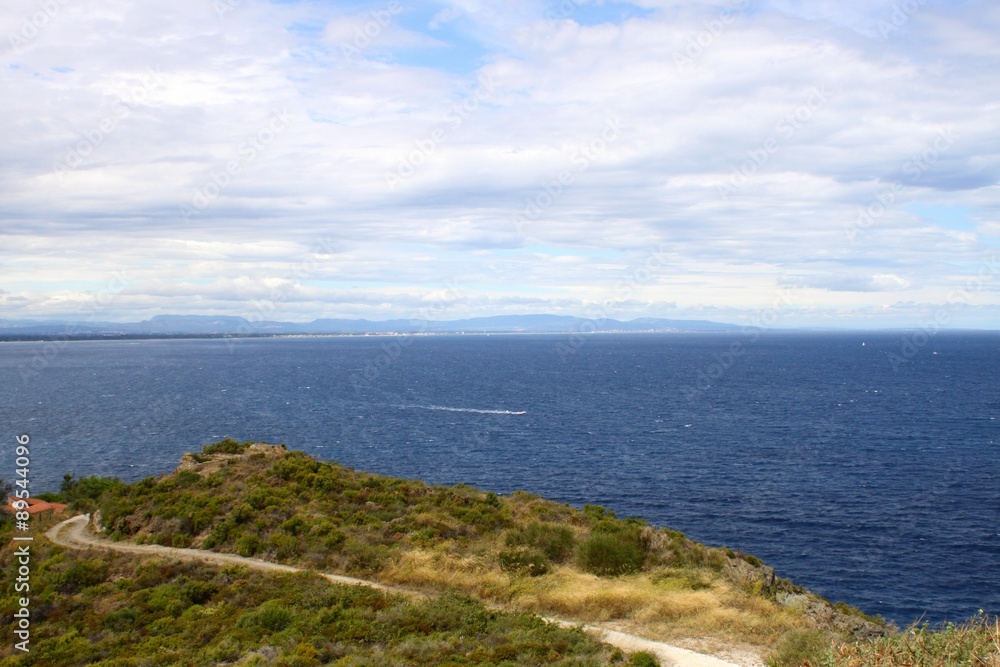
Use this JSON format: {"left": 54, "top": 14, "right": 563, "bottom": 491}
{"left": 47, "top": 514, "right": 749, "bottom": 667}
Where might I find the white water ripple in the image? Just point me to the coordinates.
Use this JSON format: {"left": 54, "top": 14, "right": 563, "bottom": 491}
{"left": 393, "top": 403, "right": 526, "bottom": 415}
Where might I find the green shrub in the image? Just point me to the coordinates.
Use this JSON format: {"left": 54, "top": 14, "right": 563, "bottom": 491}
{"left": 583, "top": 504, "right": 617, "bottom": 522}
{"left": 246, "top": 487, "right": 279, "bottom": 510}
{"left": 498, "top": 546, "right": 550, "bottom": 576}
{"left": 236, "top": 534, "right": 261, "bottom": 557}
{"left": 628, "top": 652, "right": 659, "bottom": 667}
{"left": 344, "top": 542, "right": 392, "bottom": 574}
{"left": 61, "top": 475, "right": 122, "bottom": 506}
{"left": 257, "top": 604, "right": 293, "bottom": 632}
{"left": 238, "top": 602, "right": 293, "bottom": 632}
{"left": 232, "top": 502, "right": 254, "bottom": 523}
{"left": 182, "top": 581, "right": 219, "bottom": 604}
{"left": 202, "top": 438, "right": 252, "bottom": 455}
{"left": 176, "top": 470, "right": 201, "bottom": 487}
{"left": 323, "top": 529, "right": 347, "bottom": 550}
{"left": 104, "top": 608, "right": 137, "bottom": 632}
{"left": 577, "top": 531, "right": 645, "bottom": 576}
{"left": 61, "top": 558, "right": 109, "bottom": 591}
{"left": 504, "top": 522, "right": 575, "bottom": 562}
{"left": 269, "top": 532, "right": 301, "bottom": 560}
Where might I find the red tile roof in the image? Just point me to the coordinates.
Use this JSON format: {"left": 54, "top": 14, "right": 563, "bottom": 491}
{"left": 6, "top": 496, "right": 68, "bottom": 515}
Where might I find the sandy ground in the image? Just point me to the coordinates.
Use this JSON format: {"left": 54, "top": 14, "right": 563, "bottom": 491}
{"left": 47, "top": 514, "right": 757, "bottom": 667}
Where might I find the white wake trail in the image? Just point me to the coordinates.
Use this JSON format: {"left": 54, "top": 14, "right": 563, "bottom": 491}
{"left": 394, "top": 404, "right": 526, "bottom": 415}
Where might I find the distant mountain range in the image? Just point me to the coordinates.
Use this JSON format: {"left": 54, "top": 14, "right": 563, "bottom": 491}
{"left": 0, "top": 314, "right": 738, "bottom": 337}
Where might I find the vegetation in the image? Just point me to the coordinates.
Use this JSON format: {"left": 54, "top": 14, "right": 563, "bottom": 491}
{"left": 25, "top": 439, "right": 964, "bottom": 665}
{"left": 0, "top": 519, "right": 627, "bottom": 666}
{"left": 816, "top": 616, "right": 1000, "bottom": 667}
{"left": 83, "top": 442, "right": 891, "bottom": 656}
{"left": 59, "top": 474, "right": 120, "bottom": 509}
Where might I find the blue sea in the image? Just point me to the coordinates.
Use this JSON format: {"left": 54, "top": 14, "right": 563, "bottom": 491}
{"left": 1, "top": 331, "right": 997, "bottom": 626}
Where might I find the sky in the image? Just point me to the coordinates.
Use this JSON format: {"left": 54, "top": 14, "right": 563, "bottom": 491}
{"left": 2, "top": 0, "right": 999, "bottom": 329}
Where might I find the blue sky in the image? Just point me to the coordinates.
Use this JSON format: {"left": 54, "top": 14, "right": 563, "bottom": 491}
{"left": 2, "top": 0, "right": 999, "bottom": 328}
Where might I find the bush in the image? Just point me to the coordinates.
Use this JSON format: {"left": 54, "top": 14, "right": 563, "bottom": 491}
{"left": 498, "top": 546, "right": 550, "bottom": 576}
{"left": 628, "top": 652, "right": 659, "bottom": 667}
{"left": 583, "top": 504, "right": 617, "bottom": 522}
{"left": 504, "top": 522, "right": 575, "bottom": 562}
{"left": 104, "top": 608, "right": 137, "bottom": 632}
{"left": 236, "top": 535, "right": 261, "bottom": 557}
{"left": 238, "top": 602, "right": 293, "bottom": 633}
{"left": 202, "top": 438, "right": 252, "bottom": 455}
{"left": 61, "top": 559, "right": 109, "bottom": 592}
{"left": 61, "top": 475, "right": 121, "bottom": 505}
{"left": 257, "top": 604, "right": 293, "bottom": 632}
{"left": 344, "top": 542, "right": 392, "bottom": 574}
{"left": 577, "top": 531, "right": 645, "bottom": 576}
{"left": 183, "top": 581, "right": 219, "bottom": 604}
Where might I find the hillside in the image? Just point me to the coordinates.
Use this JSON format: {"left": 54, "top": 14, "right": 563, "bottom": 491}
{"left": 62, "top": 440, "right": 887, "bottom": 665}
{"left": 1, "top": 520, "right": 627, "bottom": 666}
{"left": 6, "top": 440, "right": 997, "bottom": 666}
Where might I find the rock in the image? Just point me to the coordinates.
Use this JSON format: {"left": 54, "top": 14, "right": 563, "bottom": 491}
{"left": 776, "top": 592, "right": 811, "bottom": 612}
{"left": 776, "top": 590, "right": 887, "bottom": 640}
{"left": 724, "top": 557, "right": 777, "bottom": 594}
{"left": 174, "top": 443, "right": 286, "bottom": 475}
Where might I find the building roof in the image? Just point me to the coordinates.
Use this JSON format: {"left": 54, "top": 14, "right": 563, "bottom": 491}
{"left": 5, "top": 496, "right": 69, "bottom": 515}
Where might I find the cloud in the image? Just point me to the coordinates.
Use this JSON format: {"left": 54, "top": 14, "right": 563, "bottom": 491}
{"left": 782, "top": 273, "right": 911, "bottom": 293}
{"left": 2, "top": 0, "right": 999, "bottom": 327}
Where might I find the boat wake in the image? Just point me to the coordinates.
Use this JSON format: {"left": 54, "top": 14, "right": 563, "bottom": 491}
{"left": 394, "top": 404, "right": 526, "bottom": 415}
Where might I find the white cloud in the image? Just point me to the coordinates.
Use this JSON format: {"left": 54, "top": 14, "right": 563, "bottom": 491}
{"left": 1, "top": 0, "right": 999, "bottom": 327}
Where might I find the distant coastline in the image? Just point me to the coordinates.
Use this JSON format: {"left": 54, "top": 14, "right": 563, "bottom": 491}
{"left": 0, "top": 330, "right": 735, "bottom": 343}
{"left": 0, "top": 313, "right": 740, "bottom": 341}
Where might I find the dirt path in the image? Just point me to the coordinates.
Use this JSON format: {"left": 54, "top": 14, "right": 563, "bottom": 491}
{"left": 47, "top": 514, "right": 750, "bottom": 667}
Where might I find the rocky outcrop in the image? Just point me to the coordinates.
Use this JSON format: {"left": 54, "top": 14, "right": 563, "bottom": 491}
{"left": 723, "top": 556, "right": 776, "bottom": 595}
{"left": 774, "top": 590, "right": 887, "bottom": 640}
{"left": 176, "top": 443, "right": 286, "bottom": 475}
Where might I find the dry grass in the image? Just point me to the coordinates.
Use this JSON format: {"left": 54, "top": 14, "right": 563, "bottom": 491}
{"left": 823, "top": 616, "right": 1000, "bottom": 667}
{"left": 379, "top": 548, "right": 518, "bottom": 602}
{"left": 379, "top": 548, "right": 815, "bottom": 656}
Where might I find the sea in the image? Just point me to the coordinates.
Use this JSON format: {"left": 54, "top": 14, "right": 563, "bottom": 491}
{"left": 1, "top": 331, "right": 997, "bottom": 626}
